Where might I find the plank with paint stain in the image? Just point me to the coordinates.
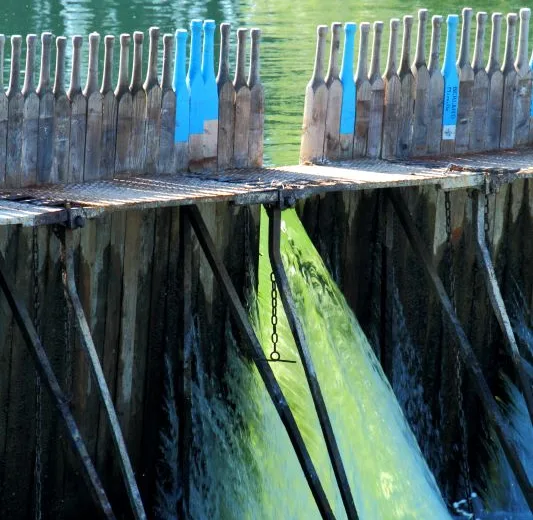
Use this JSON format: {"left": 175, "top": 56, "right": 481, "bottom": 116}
{"left": 202, "top": 20, "right": 218, "bottom": 170}
{"left": 188, "top": 20, "right": 205, "bottom": 170}
{"left": 340, "top": 22, "right": 357, "bottom": 159}
{"left": 367, "top": 21, "right": 384, "bottom": 159}
{"left": 174, "top": 29, "right": 190, "bottom": 171}
{"left": 427, "top": 16, "right": 444, "bottom": 155}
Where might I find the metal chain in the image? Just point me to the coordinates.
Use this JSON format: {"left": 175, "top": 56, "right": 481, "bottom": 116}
{"left": 269, "top": 272, "right": 281, "bottom": 362}
{"left": 445, "top": 192, "right": 473, "bottom": 512}
{"left": 32, "top": 227, "right": 42, "bottom": 520}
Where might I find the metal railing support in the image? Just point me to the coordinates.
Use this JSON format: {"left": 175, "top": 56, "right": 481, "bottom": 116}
{"left": 267, "top": 205, "right": 359, "bottom": 520}
{"left": 61, "top": 227, "right": 147, "bottom": 520}
{"left": 473, "top": 189, "right": 533, "bottom": 426}
{"left": 386, "top": 189, "right": 533, "bottom": 512}
{"left": 0, "top": 238, "right": 115, "bottom": 519}
{"left": 184, "top": 205, "right": 336, "bottom": 520}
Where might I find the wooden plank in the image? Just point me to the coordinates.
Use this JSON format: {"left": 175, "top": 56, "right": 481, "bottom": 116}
{"left": 339, "top": 22, "right": 357, "bottom": 159}
{"left": 486, "top": 13, "right": 504, "bottom": 150}
{"left": 84, "top": 33, "right": 103, "bottom": 181}
{"left": 174, "top": 29, "right": 189, "bottom": 171}
{"left": 100, "top": 35, "right": 117, "bottom": 179}
{"left": 500, "top": 13, "right": 518, "bottom": 150}
{"left": 300, "top": 25, "right": 328, "bottom": 163}
{"left": 52, "top": 37, "right": 70, "bottom": 184}
{"left": 323, "top": 22, "right": 342, "bottom": 161}
{"left": 440, "top": 15, "right": 460, "bottom": 154}
{"left": 36, "top": 32, "right": 55, "bottom": 184}
{"left": 0, "top": 35, "right": 8, "bottom": 186}
{"left": 455, "top": 8, "right": 474, "bottom": 153}
{"left": 201, "top": 20, "right": 218, "bottom": 170}
{"left": 68, "top": 35, "right": 87, "bottom": 183}
{"left": 216, "top": 23, "right": 234, "bottom": 169}
{"left": 188, "top": 20, "right": 204, "bottom": 170}
{"left": 427, "top": 16, "right": 444, "bottom": 155}
{"left": 158, "top": 34, "right": 176, "bottom": 174}
{"left": 129, "top": 31, "right": 146, "bottom": 175}
{"left": 144, "top": 27, "right": 162, "bottom": 175}
{"left": 352, "top": 23, "right": 369, "bottom": 158}
{"left": 411, "top": 9, "right": 430, "bottom": 156}
{"left": 6, "top": 35, "right": 23, "bottom": 187}
{"left": 115, "top": 34, "right": 133, "bottom": 175}
{"left": 233, "top": 28, "right": 251, "bottom": 168}
{"left": 367, "top": 21, "right": 384, "bottom": 159}
{"left": 471, "top": 12, "right": 489, "bottom": 152}
{"left": 397, "top": 15, "right": 414, "bottom": 158}
{"left": 381, "top": 19, "right": 400, "bottom": 159}
{"left": 514, "top": 8, "right": 531, "bottom": 147}
{"left": 248, "top": 28, "right": 264, "bottom": 167}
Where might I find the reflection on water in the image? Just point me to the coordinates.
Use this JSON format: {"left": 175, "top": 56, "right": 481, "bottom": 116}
{"left": 0, "top": 0, "right": 528, "bottom": 166}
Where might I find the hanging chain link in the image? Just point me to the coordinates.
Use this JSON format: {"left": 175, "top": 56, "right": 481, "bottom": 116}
{"left": 445, "top": 192, "right": 473, "bottom": 513}
{"left": 269, "top": 272, "right": 281, "bottom": 362}
{"left": 32, "top": 227, "right": 42, "bottom": 520}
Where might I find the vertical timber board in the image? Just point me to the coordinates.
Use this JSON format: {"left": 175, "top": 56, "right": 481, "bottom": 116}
{"left": 500, "top": 13, "right": 518, "bottom": 149}
{"left": 382, "top": 19, "right": 400, "bottom": 160}
{"left": 323, "top": 22, "right": 343, "bottom": 161}
{"left": 217, "top": 23, "right": 235, "bottom": 170}
{"left": 367, "top": 21, "right": 384, "bottom": 159}
{"left": 129, "top": 32, "right": 147, "bottom": 175}
{"left": 84, "top": 33, "right": 104, "bottom": 181}
{"left": 486, "top": 13, "right": 504, "bottom": 150}
{"left": 0, "top": 35, "right": 7, "bottom": 186}
{"left": 455, "top": 8, "right": 474, "bottom": 153}
{"left": 68, "top": 36, "right": 87, "bottom": 183}
{"left": 115, "top": 34, "right": 133, "bottom": 175}
{"left": 6, "top": 36, "right": 23, "bottom": 188}
{"left": 427, "top": 16, "right": 444, "bottom": 155}
{"left": 202, "top": 20, "right": 219, "bottom": 170}
{"left": 144, "top": 28, "right": 162, "bottom": 175}
{"left": 37, "top": 33, "right": 55, "bottom": 184}
{"left": 233, "top": 28, "right": 251, "bottom": 168}
{"left": 174, "top": 29, "right": 190, "bottom": 171}
{"left": 100, "top": 36, "right": 117, "bottom": 179}
{"left": 411, "top": 9, "right": 430, "bottom": 157}
{"left": 248, "top": 28, "right": 264, "bottom": 167}
{"left": 52, "top": 37, "right": 70, "bottom": 184}
{"left": 471, "top": 12, "right": 489, "bottom": 152}
{"left": 158, "top": 34, "right": 176, "bottom": 174}
{"left": 514, "top": 8, "right": 531, "bottom": 147}
{"left": 397, "top": 16, "right": 414, "bottom": 158}
{"left": 188, "top": 20, "right": 205, "bottom": 170}
{"left": 353, "top": 23, "right": 370, "bottom": 159}
{"left": 300, "top": 25, "right": 328, "bottom": 163}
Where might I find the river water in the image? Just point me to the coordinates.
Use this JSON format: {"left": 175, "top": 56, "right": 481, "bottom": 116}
{"left": 0, "top": 0, "right": 529, "bottom": 165}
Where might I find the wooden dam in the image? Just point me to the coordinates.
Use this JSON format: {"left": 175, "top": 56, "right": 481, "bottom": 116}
{"left": 0, "top": 5, "right": 532, "bottom": 519}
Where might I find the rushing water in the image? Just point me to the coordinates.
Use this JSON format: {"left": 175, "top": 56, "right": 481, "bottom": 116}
{"left": 0, "top": 0, "right": 529, "bottom": 166}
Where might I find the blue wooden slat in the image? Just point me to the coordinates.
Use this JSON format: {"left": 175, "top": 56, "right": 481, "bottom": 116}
{"left": 187, "top": 19, "right": 205, "bottom": 135}
{"left": 173, "top": 29, "right": 190, "bottom": 143}
{"left": 202, "top": 20, "right": 218, "bottom": 122}
{"left": 441, "top": 14, "right": 459, "bottom": 140}
{"left": 339, "top": 23, "right": 357, "bottom": 135}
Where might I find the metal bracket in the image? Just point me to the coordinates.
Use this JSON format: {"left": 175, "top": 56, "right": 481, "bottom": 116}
{"left": 387, "top": 189, "right": 533, "bottom": 512}
{"left": 60, "top": 227, "right": 147, "bottom": 520}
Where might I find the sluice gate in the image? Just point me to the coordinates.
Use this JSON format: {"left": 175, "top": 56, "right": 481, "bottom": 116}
{"left": 0, "top": 6, "right": 532, "bottom": 520}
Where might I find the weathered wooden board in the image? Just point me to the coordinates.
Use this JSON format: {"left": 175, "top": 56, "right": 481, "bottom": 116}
{"left": 233, "top": 28, "right": 251, "bottom": 168}
{"left": 300, "top": 25, "right": 328, "bottom": 163}
{"left": 382, "top": 19, "right": 400, "bottom": 160}
{"left": 174, "top": 29, "right": 190, "bottom": 171}
{"left": 202, "top": 20, "right": 218, "bottom": 170}
{"left": 471, "top": 13, "right": 489, "bottom": 152}
{"left": 324, "top": 22, "right": 342, "bottom": 161}
{"left": 158, "top": 34, "right": 176, "bottom": 174}
{"left": 187, "top": 20, "right": 204, "bottom": 171}
{"left": 367, "top": 22, "right": 384, "bottom": 159}
{"left": 100, "top": 36, "right": 117, "bottom": 179}
{"left": 427, "top": 16, "right": 444, "bottom": 155}
{"left": 514, "top": 8, "right": 531, "bottom": 147}
{"left": 0, "top": 35, "right": 8, "bottom": 186}
{"left": 486, "top": 13, "right": 504, "bottom": 150}
{"left": 397, "top": 16, "right": 414, "bottom": 158}
{"left": 37, "top": 33, "right": 54, "bottom": 184}
{"left": 353, "top": 23, "right": 370, "bottom": 158}
{"left": 500, "top": 14, "right": 518, "bottom": 149}
{"left": 129, "top": 32, "right": 147, "bottom": 175}
{"left": 115, "top": 34, "right": 133, "bottom": 175}
{"left": 248, "top": 28, "right": 264, "bottom": 168}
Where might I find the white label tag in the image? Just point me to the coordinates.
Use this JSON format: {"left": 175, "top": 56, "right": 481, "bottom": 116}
{"left": 442, "top": 125, "right": 456, "bottom": 140}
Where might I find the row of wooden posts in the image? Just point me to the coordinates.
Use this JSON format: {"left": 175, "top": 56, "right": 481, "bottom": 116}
{"left": 0, "top": 21, "right": 264, "bottom": 188}
{"left": 300, "top": 7, "right": 533, "bottom": 163}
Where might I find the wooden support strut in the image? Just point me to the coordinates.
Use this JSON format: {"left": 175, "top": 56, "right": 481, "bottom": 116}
{"left": 267, "top": 206, "right": 359, "bottom": 520}
{"left": 386, "top": 189, "right": 533, "bottom": 513}
{"left": 0, "top": 241, "right": 115, "bottom": 519}
{"left": 61, "top": 227, "right": 147, "bottom": 520}
{"left": 184, "top": 204, "right": 335, "bottom": 520}
{"left": 472, "top": 189, "right": 533, "bottom": 427}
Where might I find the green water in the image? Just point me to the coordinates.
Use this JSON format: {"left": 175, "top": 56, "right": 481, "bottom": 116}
{"left": 0, "top": 0, "right": 528, "bottom": 165}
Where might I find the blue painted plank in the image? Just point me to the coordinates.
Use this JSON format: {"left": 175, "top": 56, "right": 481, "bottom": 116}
{"left": 339, "top": 23, "right": 357, "bottom": 135}
{"left": 173, "top": 29, "right": 189, "bottom": 143}
{"left": 202, "top": 19, "right": 218, "bottom": 122}
{"left": 441, "top": 14, "right": 459, "bottom": 140}
{"left": 187, "top": 19, "right": 205, "bottom": 135}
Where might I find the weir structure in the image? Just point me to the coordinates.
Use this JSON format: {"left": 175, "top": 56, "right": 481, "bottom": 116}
{"left": 0, "top": 6, "right": 533, "bottom": 520}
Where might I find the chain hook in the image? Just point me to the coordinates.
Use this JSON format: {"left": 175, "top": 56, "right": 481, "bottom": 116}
{"left": 268, "top": 271, "right": 296, "bottom": 364}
